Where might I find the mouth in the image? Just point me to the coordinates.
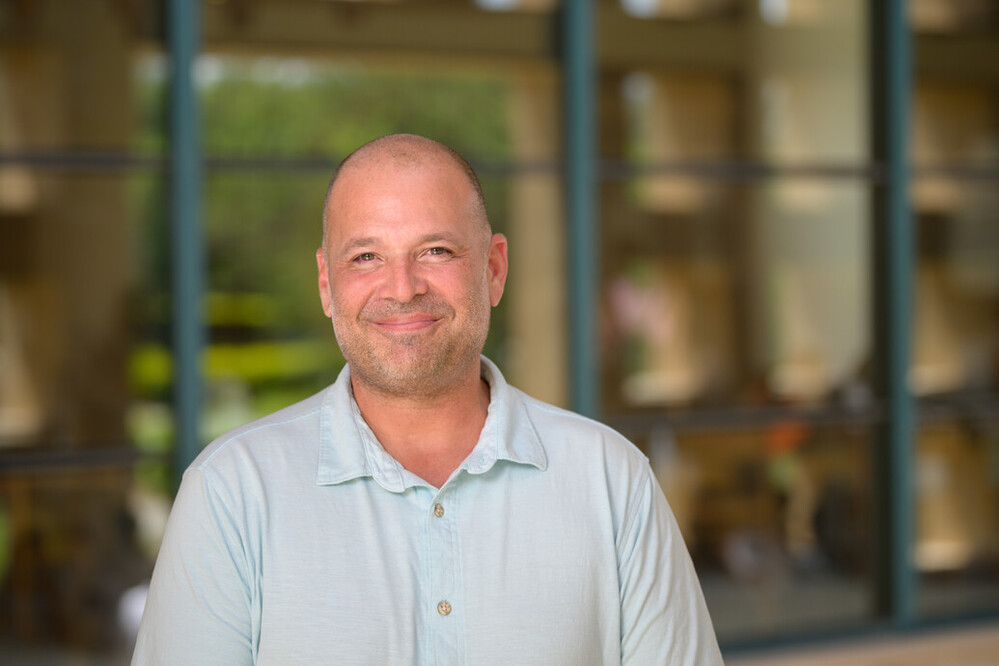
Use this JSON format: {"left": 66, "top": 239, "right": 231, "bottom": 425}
{"left": 368, "top": 313, "right": 442, "bottom": 333}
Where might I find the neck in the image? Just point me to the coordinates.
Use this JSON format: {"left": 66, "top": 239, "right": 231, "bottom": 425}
{"left": 350, "top": 365, "right": 490, "bottom": 488}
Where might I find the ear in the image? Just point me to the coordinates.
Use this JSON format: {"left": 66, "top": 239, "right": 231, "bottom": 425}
{"left": 486, "top": 233, "right": 509, "bottom": 307}
{"left": 316, "top": 247, "right": 333, "bottom": 317}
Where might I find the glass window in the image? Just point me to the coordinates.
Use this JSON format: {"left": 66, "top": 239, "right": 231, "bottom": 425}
{"left": 0, "top": 1, "right": 168, "bottom": 660}
{"left": 600, "top": 0, "right": 873, "bottom": 641}
{"left": 8, "top": 0, "right": 999, "bottom": 657}
{"left": 910, "top": 0, "right": 998, "bottom": 34}
{"left": 912, "top": 1, "right": 999, "bottom": 617}
{"left": 916, "top": 418, "right": 999, "bottom": 618}
{"left": 617, "top": 421, "right": 874, "bottom": 642}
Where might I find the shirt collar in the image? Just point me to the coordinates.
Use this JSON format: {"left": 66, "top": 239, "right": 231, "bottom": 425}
{"left": 316, "top": 356, "right": 547, "bottom": 492}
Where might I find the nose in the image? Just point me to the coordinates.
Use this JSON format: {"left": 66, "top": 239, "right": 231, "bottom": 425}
{"left": 381, "top": 257, "right": 428, "bottom": 303}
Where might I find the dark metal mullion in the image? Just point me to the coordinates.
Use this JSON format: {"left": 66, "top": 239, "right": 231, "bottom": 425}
{"left": 871, "top": 0, "right": 916, "bottom": 628}
{"left": 169, "top": 0, "right": 205, "bottom": 490}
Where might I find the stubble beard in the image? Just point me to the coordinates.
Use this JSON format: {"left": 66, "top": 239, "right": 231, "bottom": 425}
{"left": 332, "top": 291, "right": 491, "bottom": 399}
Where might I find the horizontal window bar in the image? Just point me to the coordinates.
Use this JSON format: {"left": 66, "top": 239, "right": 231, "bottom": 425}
{"left": 599, "top": 159, "right": 884, "bottom": 182}
{"left": 916, "top": 391, "right": 999, "bottom": 425}
{"left": 6, "top": 151, "right": 998, "bottom": 182}
{"left": 0, "top": 446, "right": 168, "bottom": 475}
{"left": 606, "top": 403, "right": 885, "bottom": 436}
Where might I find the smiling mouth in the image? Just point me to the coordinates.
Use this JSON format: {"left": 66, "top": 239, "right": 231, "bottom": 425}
{"left": 369, "top": 315, "right": 441, "bottom": 333}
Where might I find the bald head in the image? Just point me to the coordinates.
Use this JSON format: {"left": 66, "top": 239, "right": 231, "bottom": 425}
{"left": 321, "top": 134, "right": 490, "bottom": 249}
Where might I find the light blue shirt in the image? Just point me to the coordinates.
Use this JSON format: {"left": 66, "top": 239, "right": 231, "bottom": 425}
{"left": 133, "top": 357, "right": 722, "bottom": 665}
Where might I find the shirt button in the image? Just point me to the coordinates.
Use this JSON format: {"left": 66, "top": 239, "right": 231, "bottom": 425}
{"left": 437, "top": 601, "right": 452, "bottom": 616}
{"left": 433, "top": 504, "right": 445, "bottom": 518}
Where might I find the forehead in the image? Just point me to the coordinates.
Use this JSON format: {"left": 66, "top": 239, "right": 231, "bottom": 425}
{"left": 325, "top": 158, "right": 477, "bottom": 238}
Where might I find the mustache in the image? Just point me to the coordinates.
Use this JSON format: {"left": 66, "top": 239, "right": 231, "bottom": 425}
{"left": 360, "top": 293, "right": 454, "bottom": 320}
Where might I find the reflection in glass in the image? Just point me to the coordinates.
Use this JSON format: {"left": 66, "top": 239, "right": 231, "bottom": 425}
{"left": 911, "top": 80, "right": 999, "bottom": 619}
{"left": 0, "top": 466, "right": 162, "bottom": 660}
{"left": 912, "top": 83, "right": 999, "bottom": 398}
{"left": 600, "top": 0, "right": 876, "bottom": 643}
{"left": 0, "top": 168, "right": 168, "bottom": 659}
{"left": 619, "top": 0, "right": 735, "bottom": 20}
{"left": 603, "top": 0, "right": 870, "bottom": 412}
{"left": 634, "top": 424, "right": 873, "bottom": 641}
{"left": 601, "top": 181, "right": 871, "bottom": 413}
{"left": 917, "top": 420, "right": 999, "bottom": 617}
{"left": 1, "top": 2, "right": 168, "bottom": 659}
{"left": 910, "top": 0, "right": 998, "bottom": 34}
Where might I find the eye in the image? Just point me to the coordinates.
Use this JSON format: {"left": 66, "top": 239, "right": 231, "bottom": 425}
{"left": 427, "top": 247, "right": 452, "bottom": 257}
{"left": 353, "top": 252, "right": 377, "bottom": 263}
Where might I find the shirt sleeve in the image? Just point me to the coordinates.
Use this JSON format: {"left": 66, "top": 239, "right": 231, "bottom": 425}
{"left": 132, "top": 467, "right": 256, "bottom": 666}
{"left": 618, "top": 466, "right": 725, "bottom": 665}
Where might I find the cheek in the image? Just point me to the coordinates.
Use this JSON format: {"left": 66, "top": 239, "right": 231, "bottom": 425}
{"left": 330, "top": 291, "right": 357, "bottom": 321}
{"left": 329, "top": 275, "right": 369, "bottom": 316}
{"left": 438, "top": 274, "right": 480, "bottom": 309}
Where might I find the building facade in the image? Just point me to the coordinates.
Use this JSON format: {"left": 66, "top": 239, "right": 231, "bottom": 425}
{"left": 0, "top": 0, "right": 997, "bottom": 660}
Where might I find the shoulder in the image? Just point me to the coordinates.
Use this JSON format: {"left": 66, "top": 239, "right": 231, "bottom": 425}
{"left": 515, "top": 388, "right": 650, "bottom": 474}
{"left": 503, "top": 387, "right": 664, "bottom": 546}
{"left": 189, "top": 386, "right": 331, "bottom": 477}
{"left": 163, "top": 387, "right": 338, "bottom": 572}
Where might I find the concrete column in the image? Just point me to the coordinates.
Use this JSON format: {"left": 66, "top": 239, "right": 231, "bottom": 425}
{"left": 506, "top": 70, "right": 567, "bottom": 407}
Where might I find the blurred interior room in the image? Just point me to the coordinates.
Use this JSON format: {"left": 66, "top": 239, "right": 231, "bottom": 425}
{"left": 0, "top": 0, "right": 997, "bottom": 662}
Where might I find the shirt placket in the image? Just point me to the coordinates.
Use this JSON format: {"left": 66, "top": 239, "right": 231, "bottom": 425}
{"left": 427, "top": 484, "right": 464, "bottom": 664}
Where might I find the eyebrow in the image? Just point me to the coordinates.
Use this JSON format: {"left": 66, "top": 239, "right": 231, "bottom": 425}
{"left": 418, "top": 232, "right": 463, "bottom": 246}
{"left": 339, "top": 237, "right": 380, "bottom": 255}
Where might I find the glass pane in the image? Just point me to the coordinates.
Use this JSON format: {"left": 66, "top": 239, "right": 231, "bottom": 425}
{"left": 916, "top": 418, "right": 999, "bottom": 618}
{"left": 0, "top": 171, "right": 167, "bottom": 448}
{"left": 912, "top": 82, "right": 999, "bottom": 401}
{"left": 617, "top": 0, "right": 736, "bottom": 20}
{"left": 601, "top": 4, "right": 874, "bottom": 636}
{"left": 0, "top": 1, "right": 164, "bottom": 151}
{"left": 625, "top": 424, "right": 874, "bottom": 642}
{"left": 600, "top": 181, "right": 872, "bottom": 414}
{"left": 0, "top": 168, "right": 168, "bottom": 659}
{"left": 913, "top": 83, "right": 999, "bottom": 172}
{"left": 910, "top": 0, "right": 999, "bottom": 34}
{"left": 911, "top": 182, "right": 999, "bottom": 398}
{"left": 1, "top": 0, "right": 168, "bottom": 657}
{"left": 602, "top": 0, "right": 869, "bottom": 165}
{"left": 0, "top": 463, "right": 167, "bottom": 662}
{"left": 911, "top": 0, "right": 999, "bottom": 623}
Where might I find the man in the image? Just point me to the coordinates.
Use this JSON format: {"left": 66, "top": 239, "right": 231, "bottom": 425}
{"left": 133, "top": 134, "right": 722, "bottom": 665}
